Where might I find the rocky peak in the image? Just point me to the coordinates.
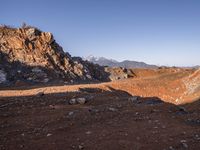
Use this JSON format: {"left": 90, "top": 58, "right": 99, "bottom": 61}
{"left": 0, "top": 25, "right": 109, "bottom": 85}
{"left": 0, "top": 25, "right": 135, "bottom": 86}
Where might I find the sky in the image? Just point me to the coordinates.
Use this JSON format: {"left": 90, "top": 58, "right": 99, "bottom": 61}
{"left": 1, "top": 0, "right": 200, "bottom": 66}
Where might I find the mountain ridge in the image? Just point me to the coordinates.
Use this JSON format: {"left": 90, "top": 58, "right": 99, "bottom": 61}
{"left": 84, "top": 55, "right": 158, "bottom": 69}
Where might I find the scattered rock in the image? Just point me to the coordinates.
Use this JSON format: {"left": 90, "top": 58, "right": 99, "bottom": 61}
{"left": 49, "top": 105, "right": 55, "bottom": 109}
{"left": 180, "top": 140, "right": 188, "bottom": 148}
{"left": 78, "top": 145, "right": 84, "bottom": 149}
{"left": 68, "top": 111, "right": 74, "bottom": 116}
{"left": 180, "top": 140, "right": 187, "bottom": 143}
{"left": 69, "top": 97, "right": 86, "bottom": 105}
{"left": 69, "top": 98, "right": 77, "bottom": 105}
{"left": 135, "top": 112, "right": 139, "bottom": 115}
{"left": 182, "top": 143, "right": 188, "bottom": 148}
{"left": 108, "top": 107, "right": 118, "bottom": 112}
{"left": 76, "top": 98, "right": 86, "bottom": 104}
{"left": 85, "top": 131, "right": 92, "bottom": 135}
{"left": 47, "top": 133, "right": 52, "bottom": 137}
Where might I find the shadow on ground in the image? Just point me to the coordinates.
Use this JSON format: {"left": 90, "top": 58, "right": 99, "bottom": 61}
{"left": 0, "top": 87, "right": 200, "bottom": 150}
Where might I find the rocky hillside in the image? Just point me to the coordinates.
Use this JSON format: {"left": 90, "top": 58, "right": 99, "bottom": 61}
{"left": 0, "top": 25, "right": 135, "bottom": 85}
{"left": 183, "top": 69, "right": 200, "bottom": 97}
{"left": 84, "top": 55, "right": 158, "bottom": 69}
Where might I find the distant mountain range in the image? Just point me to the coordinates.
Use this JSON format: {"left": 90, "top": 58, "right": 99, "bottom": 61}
{"left": 83, "top": 55, "right": 158, "bottom": 69}
{"left": 193, "top": 65, "right": 200, "bottom": 69}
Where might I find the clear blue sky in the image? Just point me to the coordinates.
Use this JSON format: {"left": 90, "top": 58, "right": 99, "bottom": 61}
{"left": 1, "top": 0, "right": 200, "bottom": 66}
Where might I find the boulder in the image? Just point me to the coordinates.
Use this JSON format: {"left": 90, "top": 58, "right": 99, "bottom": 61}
{"left": 69, "top": 98, "right": 77, "bottom": 105}
{"left": 69, "top": 97, "right": 87, "bottom": 105}
{"left": 0, "top": 25, "right": 117, "bottom": 85}
{"left": 76, "top": 97, "right": 86, "bottom": 104}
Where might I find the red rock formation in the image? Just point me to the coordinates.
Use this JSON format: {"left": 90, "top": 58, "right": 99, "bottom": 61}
{"left": 0, "top": 25, "right": 108, "bottom": 84}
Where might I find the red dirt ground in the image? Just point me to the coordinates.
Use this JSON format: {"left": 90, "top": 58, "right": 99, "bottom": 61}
{"left": 0, "top": 68, "right": 200, "bottom": 150}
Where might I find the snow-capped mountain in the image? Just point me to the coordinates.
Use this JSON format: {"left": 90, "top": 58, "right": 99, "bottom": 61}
{"left": 83, "top": 55, "right": 158, "bottom": 69}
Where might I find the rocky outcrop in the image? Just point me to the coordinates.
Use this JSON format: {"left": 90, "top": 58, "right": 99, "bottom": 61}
{"left": 0, "top": 25, "right": 110, "bottom": 85}
{"left": 105, "top": 67, "right": 136, "bottom": 81}
{"left": 0, "top": 25, "right": 134, "bottom": 85}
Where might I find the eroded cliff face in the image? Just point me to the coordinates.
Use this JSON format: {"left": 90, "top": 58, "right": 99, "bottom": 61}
{"left": 0, "top": 26, "right": 108, "bottom": 84}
